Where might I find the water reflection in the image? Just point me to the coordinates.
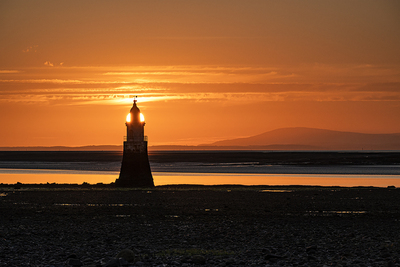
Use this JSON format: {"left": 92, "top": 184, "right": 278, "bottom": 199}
{"left": 306, "top": 211, "right": 367, "bottom": 216}
{"left": 204, "top": 209, "right": 219, "bottom": 212}
{"left": 154, "top": 172, "right": 400, "bottom": 187}
{"left": 260, "top": 190, "right": 292, "bottom": 192}
{"left": 0, "top": 169, "right": 400, "bottom": 187}
{"left": 165, "top": 215, "right": 180, "bottom": 218}
{"left": 53, "top": 203, "right": 135, "bottom": 207}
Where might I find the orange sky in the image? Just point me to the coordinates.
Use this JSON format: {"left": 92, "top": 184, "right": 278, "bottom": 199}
{"left": 1, "top": 1, "right": 400, "bottom": 147}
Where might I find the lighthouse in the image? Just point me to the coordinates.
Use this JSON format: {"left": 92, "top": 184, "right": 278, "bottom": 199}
{"left": 115, "top": 98, "right": 154, "bottom": 187}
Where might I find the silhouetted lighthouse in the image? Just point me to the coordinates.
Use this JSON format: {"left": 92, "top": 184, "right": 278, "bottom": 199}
{"left": 115, "top": 98, "right": 154, "bottom": 187}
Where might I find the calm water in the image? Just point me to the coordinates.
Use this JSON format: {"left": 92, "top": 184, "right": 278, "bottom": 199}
{"left": 1, "top": 163, "right": 400, "bottom": 187}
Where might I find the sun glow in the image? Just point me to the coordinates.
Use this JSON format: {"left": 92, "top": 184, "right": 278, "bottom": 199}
{"left": 140, "top": 113, "right": 145, "bottom": 122}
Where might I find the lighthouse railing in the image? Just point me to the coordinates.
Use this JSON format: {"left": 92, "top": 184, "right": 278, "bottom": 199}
{"left": 123, "top": 136, "right": 148, "bottom": 142}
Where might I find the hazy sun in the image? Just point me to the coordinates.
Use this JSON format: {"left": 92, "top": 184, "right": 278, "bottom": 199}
{"left": 140, "top": 113, "right": 145, "bottom": 122}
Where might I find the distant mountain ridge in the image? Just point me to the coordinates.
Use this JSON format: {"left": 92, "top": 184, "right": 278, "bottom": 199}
{"left": 2, "top": 128, "right": 400, "bottom": 151}
{"left": 205, "top": 127, "right": 400, "bottom": 150}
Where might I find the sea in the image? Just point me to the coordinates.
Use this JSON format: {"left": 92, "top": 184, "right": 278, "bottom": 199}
{"left": 1, "top": 152, "right": 400, "bottom": 187}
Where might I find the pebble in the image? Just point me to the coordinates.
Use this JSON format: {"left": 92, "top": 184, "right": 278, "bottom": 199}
{"left": 191, "top": 255, "right": 206, "bottom": 265}
{"left": 116, "top": 249, "right": 135, "bottom": 263}
{"left": 66, "top": 258, "right": 83, "bottom": 266}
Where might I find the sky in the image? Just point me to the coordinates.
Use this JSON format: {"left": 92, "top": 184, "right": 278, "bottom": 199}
{"left": 1, "top": 0, "right": 400, "bottom": 147}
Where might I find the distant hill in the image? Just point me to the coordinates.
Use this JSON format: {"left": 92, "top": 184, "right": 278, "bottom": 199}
{"left": 149, "top": 144, "right": 320, "bottom": 151}
{"left": 2, "top": 128, "right": 400, "bottom": 151}
{"left": 203, "top": 127, "right": 400, "bottom": 150}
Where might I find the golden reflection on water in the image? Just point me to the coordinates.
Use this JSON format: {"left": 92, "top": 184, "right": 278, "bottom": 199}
{"left": 0, "top": 173, "right": 116, "bottom": 184}
{"left": 154, "top": 173, "right": 400, "bottom": 187}
{"left": 1, "top": 171, "right": 399, "bottom": 187}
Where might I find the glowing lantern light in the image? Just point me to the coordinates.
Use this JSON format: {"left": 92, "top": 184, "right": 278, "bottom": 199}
{"left": 140, "top": 113, "right": 145, "bottom": 122}
{"left": 126, "top": 113, "right": 131, "bottom": 122}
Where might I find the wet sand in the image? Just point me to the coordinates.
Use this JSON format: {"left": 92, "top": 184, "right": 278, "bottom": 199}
{"left": 1, "top": 186, "right": 400, "bottom": 266}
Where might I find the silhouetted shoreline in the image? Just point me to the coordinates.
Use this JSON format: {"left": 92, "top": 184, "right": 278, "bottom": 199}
{"left": 2, "top": 183, "right": 395, "bottom": 189}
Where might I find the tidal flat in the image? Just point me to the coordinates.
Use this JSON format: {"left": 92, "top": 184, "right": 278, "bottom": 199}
{"left": 1, "top": 186, "right": 400, "bottom": 266}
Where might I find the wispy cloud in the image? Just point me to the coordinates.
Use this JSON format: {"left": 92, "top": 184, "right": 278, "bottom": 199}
{"left": 22, "top": 45, "right": 38, "bottom": 53}
{"left": 102, "top": 66, "right": 292, "bottom": 84}
{"left": 0, "top": 79, "right": 129, "bottom": 84}
{"left": 43, "top": 61, "right": 65, "bottom": 67}
{"left": 0, "top": 70, "right": 20, "bottom": 74}
{"left": 2, "top": 89, "right": 398, "bottom": 106}
{"left": 1, "top": 64, "right": 399, "bottom": 106}
{"left": 44, "top": 61, "right": 54, "bottom": 67}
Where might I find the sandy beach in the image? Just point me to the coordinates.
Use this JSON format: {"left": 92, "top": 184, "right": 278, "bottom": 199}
{"left": 1, "top": 186, "right": 400, "bottom": 266}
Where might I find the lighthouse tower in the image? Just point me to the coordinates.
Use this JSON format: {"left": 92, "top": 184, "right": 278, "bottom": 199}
{"left": 115, "top": 98, "right": 154, "bottom": 187}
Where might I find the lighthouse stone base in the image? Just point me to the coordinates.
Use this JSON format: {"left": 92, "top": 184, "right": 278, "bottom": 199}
{"left": 115, "top": 141, "right": 154, "bottom": 187}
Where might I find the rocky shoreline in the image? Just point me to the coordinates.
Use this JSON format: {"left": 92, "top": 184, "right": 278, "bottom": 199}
{"left": 1, "top": 186, "right": 400, "bottom": 266}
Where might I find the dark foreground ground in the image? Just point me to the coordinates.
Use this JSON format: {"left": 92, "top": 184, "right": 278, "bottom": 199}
{"left": 1, "top": 186, "right": 400, "bottom": 266}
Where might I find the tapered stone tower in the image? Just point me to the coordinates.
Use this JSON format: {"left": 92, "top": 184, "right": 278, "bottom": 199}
{"left": 115, "top": 98, "right": 154, "bottom": 187}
